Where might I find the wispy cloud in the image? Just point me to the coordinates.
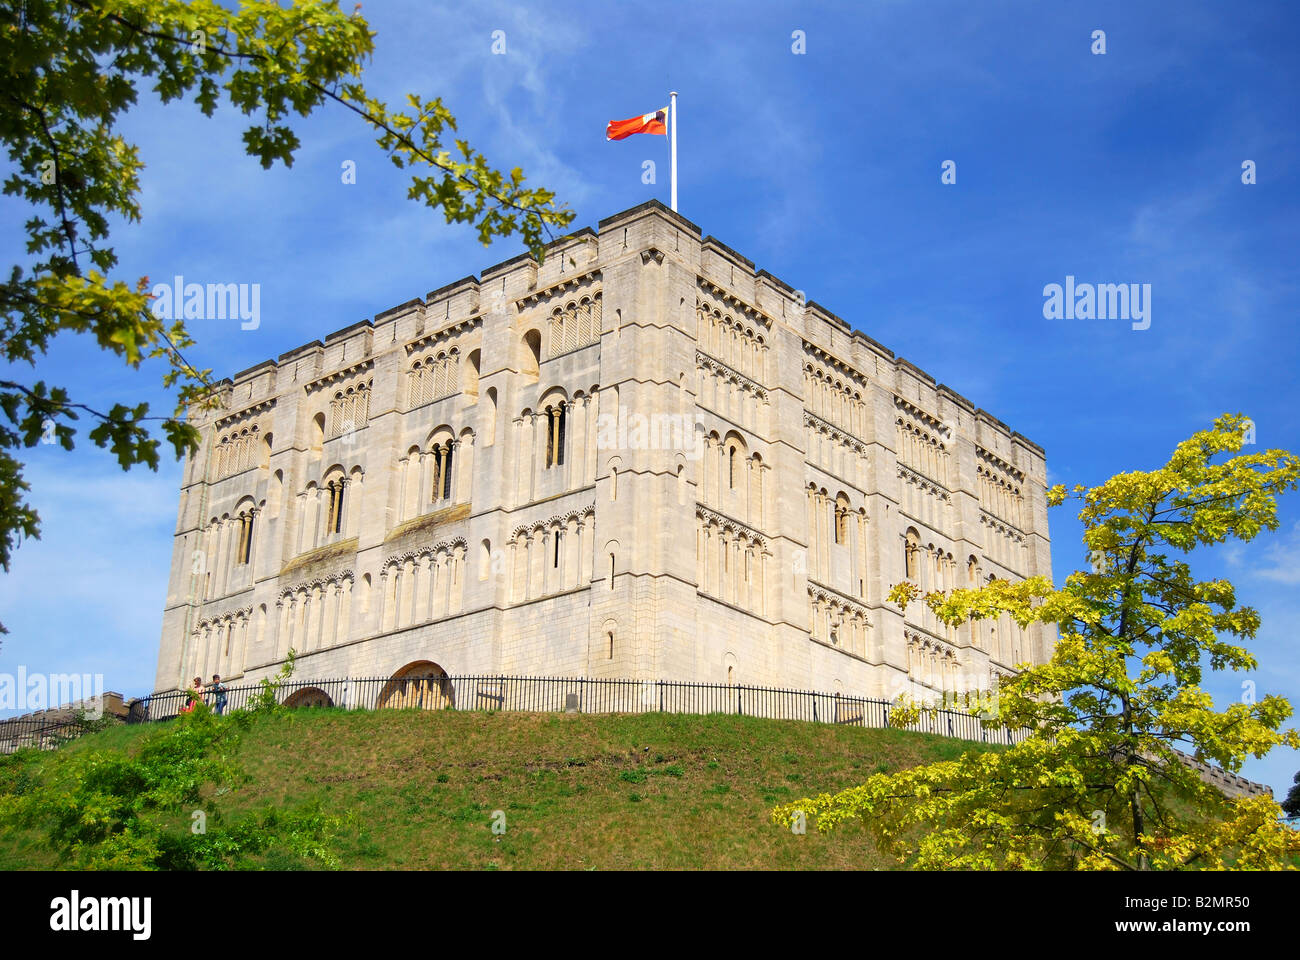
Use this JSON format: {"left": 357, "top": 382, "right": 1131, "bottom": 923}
{"left": 1254, "top": 522, "right": 1300, "bottom": 586}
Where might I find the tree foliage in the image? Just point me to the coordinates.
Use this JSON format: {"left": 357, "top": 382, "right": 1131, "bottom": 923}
{"left": 0, "top": 706, "right": 345, "bottom": 869}
{"left": 1283, "top": 771, "right": 1300, "bottom": 821}
{"left": 773, "top": 415, "right": 1300, "bottom": 869}
{"left": 0, "top": 0, "right": 574, "bottom": 592}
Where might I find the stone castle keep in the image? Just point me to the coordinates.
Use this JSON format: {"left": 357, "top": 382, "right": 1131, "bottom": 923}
{"left": 155, "top": 200, "right": 1055, "bottom": 703}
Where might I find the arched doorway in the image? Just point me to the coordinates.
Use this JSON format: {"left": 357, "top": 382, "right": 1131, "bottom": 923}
{"left": 378, "top": 661, "right": 455, "bottom": 710}
{"left": 284, "top": 687, "right": 335, "bottom": 709}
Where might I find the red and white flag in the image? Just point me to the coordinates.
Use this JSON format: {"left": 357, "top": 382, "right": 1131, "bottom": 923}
{"left": 605, "top": 106, "right": 668, "bottom": 141}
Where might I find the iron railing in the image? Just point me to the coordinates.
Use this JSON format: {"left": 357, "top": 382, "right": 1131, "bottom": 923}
{"left": 0, "top": 715, "right": 106, "bottom": 754}
{"left": 1, "top": 675, "right": 1024, "bottom": 754}
{"left": 125, "top": 675, "right": 1024, "bottom": 743}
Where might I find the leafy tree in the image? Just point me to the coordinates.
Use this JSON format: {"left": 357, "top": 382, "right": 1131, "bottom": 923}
{"left": 246, "top": 647, "right": 295, "bottom": 713}
{"left": 773, "top": 414, "right": 1300, "bottom": 869}
{"left": 1283, "top": 771, "right": 1300, "bottom": 821}
{"left": 0, "top": 0, "right": 574, "bottom": 606}
{"left": 0, "top": 705, "right": 346, "bottom": 869}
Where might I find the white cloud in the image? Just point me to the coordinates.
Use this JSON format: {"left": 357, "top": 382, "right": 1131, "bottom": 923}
{"left": 0, "top": 453, "right": 178, "bottom": 702}
{"left": 1255, "top": 522, "right": 1300, "bottom": 585}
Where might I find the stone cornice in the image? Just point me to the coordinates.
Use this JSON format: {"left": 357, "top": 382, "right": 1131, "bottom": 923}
{"left": 511, "top": 505, "right": 595, "bottom": 540}
{"left": 278, "top": 570, "right": 354, "bottom": 602}
{"left": 195, "top": 604, "right": 254, "bottom": 630}
{"left": 214, "top": 397, "right": 276, "bottom": 431}
{"left": 696, "top": 351, "right": 768, "bottom": 401}
{"left": 382, "top": 537, "right": 467, "bottom": 571}
{"left": 304, "top": 360, "right": 374, "bottom": 395}
{"left": 897, "top": 462, "right": 951, "bottom": 496}
{"left": 518, "top": 271, "right": 602, "bottom": 308}
{"left": 904, "top": 626, "right": 958, "bottom": 650}
{"left": 696, "top": 276, "right": 773, "bottom": 330}
{"left": 980, "top": 510, "right": 1025, "bottom": 539}
{"left": 406, "top": 315, "right": 481, "bottom": 355}
{"left": 976, "top": 446, "right": 1025, "bottom": 483}
{"left": 696, "top": 505, "right": 768, "bottom": 548}
{"left": 806, "top": 581, "right": 872, "bottom": 620}
{"left": 803, "top": 342, "right": 869, "bottom": 390}
{"left": 894, "top": 395, "right": 949, "bottom": 437}
{"left": 279, "top": 536, "right": 359, "bottom": 578}
{"left": 804, "top": 410, "right": 868, "bottom": 453}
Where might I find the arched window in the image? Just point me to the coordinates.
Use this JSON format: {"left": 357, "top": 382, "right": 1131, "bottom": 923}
{"left": 465, "top": 349, "right": 481, "bottom": 397}
{"left": 728, "top": 444, "right": 737, "bottom": 489}
{"left": 311, "top": 413, "right": 325, "bottom": 455}
{"left": 545, "top": 404, "right": 566, "bottom": 468}
{"left": 522, "top": 329, "right": 541, "bottom": 381}
{"left": 234, "top": 503, "right": 256, "bottom": 565}
{"left": 905, "top": 528, "right": 921, "bottom": 580}
{"left": 325, "top": 477, "right": 345, "bottom": 534}
{"left": 431, "top": 441, "right": 454, "bottom": 503}
{"left": 834, "top": 493, "right": 850, "bottom": 544}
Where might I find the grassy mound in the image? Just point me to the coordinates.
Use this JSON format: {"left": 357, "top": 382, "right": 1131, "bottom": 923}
{"left": 0, "top": 709, "right": 996, "bottom": 870}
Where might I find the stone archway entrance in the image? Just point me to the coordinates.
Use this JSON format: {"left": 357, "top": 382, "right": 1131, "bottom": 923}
{"left": 284, "top": 687, "right": 335, "bottom": 709}
{"left": 378, "top": 661, "right": 455, "bottom": 710}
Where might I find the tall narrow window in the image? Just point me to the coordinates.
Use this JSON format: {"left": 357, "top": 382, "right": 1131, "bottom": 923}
{"left": 609, "top": 553, "right": 615, "bottom": 590}
{"left": 556, "top": 405, "right": 566, "bottom": 466}
{"left": 431, "top": 447, "right": 443, "bottom": 503}
{"left": 324, "top": 484, "right": 337, "bottom": 536}
{"left": 240, "top": 513, "right": 254, "bottom": 564}
{"left": 442, "top": 445, "right": 454, "bottom": 500}
{"left": 728, "top": 445, "right": 736, "bottom": 489}
{"left": 545, "top": 405, "right": 567, "bottom": 468}
{"left": 325, "top": 481, "right": 344, "bottom": 535}
{"left": 554, "top": 532, "right": 562, "bottom": 568}
{"left": 905, "top": 528, "right": 920, "bottom": 580}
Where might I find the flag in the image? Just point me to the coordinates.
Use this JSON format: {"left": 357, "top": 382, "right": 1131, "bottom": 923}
{"left": 606, "top": 107, "right": 668, "bottom": 141}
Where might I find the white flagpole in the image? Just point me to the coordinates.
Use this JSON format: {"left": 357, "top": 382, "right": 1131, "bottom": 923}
{"left": 669, "top": 91, "right": 678, "bottom": 212}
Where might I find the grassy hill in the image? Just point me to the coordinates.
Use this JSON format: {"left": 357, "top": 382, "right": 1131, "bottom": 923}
{"left": 0, "top": 709, "right": 999, "bottom": 870}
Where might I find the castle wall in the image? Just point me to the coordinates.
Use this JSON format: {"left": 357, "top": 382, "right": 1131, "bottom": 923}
{"left": 155, "top": 201, "right": 1054, "bottom": 702}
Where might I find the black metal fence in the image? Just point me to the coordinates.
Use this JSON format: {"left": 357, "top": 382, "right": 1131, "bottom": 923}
{"left": 0, "top": 715, "right": 106, "bottom": 754}
{"left": 0, "top": 675, "right": 1024, "bottom": 754}
{"left": 116, "top": 675, "right": 1024, "bottom": 746}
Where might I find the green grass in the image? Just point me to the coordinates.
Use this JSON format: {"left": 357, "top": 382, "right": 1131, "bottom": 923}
{"left": 0, "top": 709, "right": 994, "bottom": 870}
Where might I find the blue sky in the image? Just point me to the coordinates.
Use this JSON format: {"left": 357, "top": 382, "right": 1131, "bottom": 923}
{"left": 2, "top": 1, "right": 1298, "bottom": 796}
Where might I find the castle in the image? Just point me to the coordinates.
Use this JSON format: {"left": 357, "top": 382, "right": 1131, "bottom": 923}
{"left": 154, "top": 200, "right": 1055, "bottom": 705}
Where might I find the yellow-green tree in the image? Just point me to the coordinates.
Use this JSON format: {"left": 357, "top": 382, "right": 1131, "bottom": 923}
{"left": 773, "top": 415, "right": 1300, "bottom": 869}
{"left": 0, "top": 1, "right": 573, "bottom": 609}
